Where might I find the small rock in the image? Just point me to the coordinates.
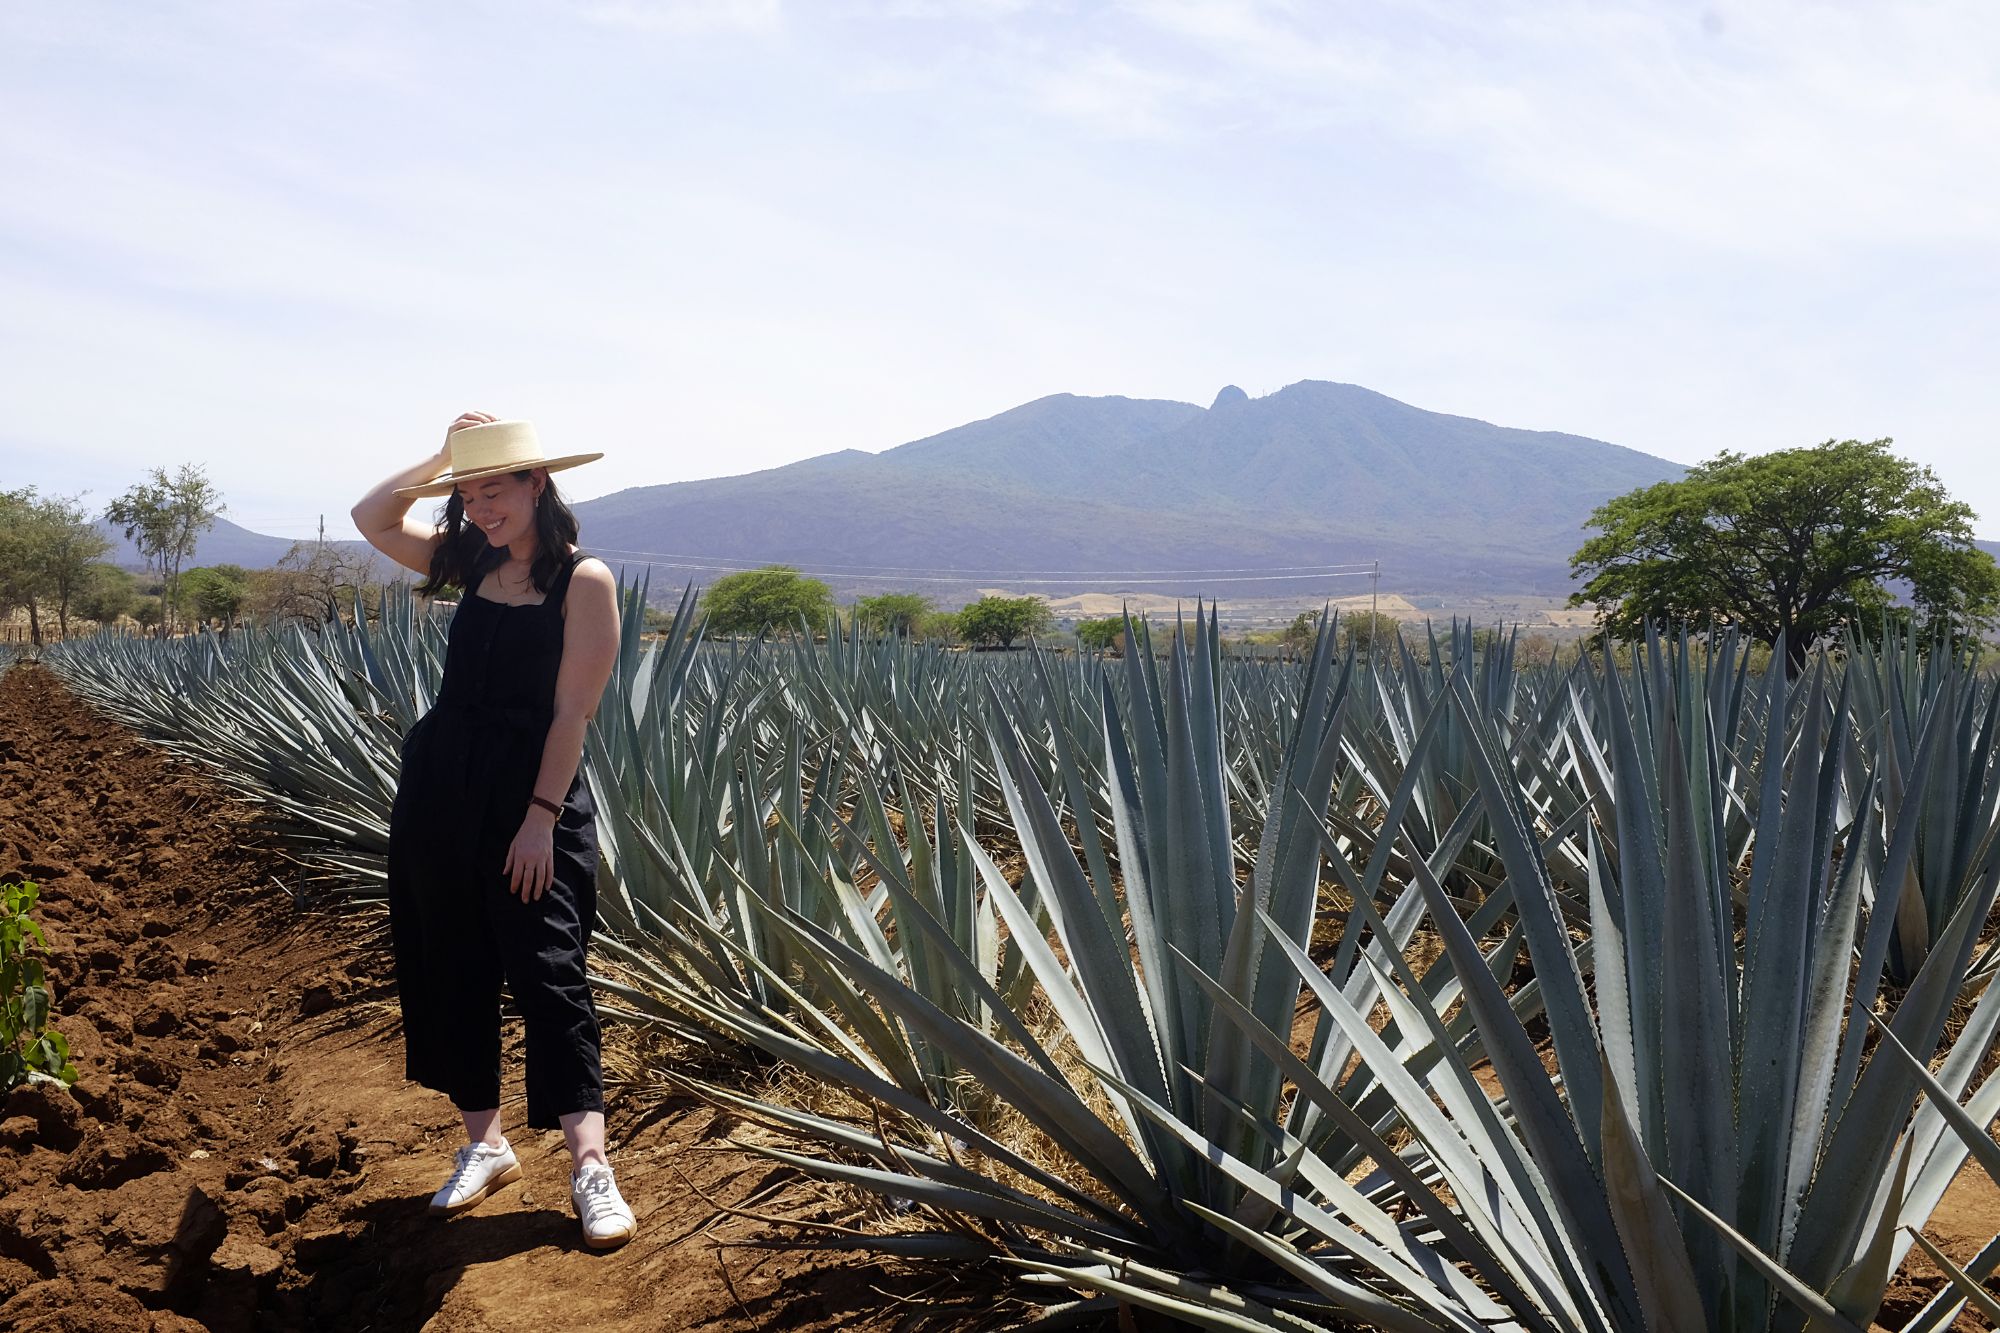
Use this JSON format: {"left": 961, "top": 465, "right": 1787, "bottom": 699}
{"left": 283, "top": 1125, "right": 340, "bottom": 1179}
{"left": 66, "top": 1074, "right": 121, "bottom": 1124}
{"left": 59, "top": 1125, "right": 175, "bottom": 1189}
{"left": 290, "top": 1226, "right": 348, "bottom": 1268}
{"left": 231, "top": 1178, "right": 291, "bottom": 1235}
{"left": 212, "top": 1235, "right": 281, "bottom": 1278}
{"left": 1, "top": 1081, "right": 85, "bottom": 1153}
{"left": 133, "top": 1003, "right": 182, "bottom": 1039}
{"left": 133, "top": 941, "right": 179, "bottom": 981}
{"left": 207, "top": 1017, "right": 253, "bottom": 1055}
{"left": 93, "top": 1173, "right": 226, "bottom": 1301}
{"left": 123, "top": 1051, "right": 182, "bottom": 1091}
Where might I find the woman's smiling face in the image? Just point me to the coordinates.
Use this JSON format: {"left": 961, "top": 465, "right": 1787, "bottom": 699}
{"left": 457, "top": 470, "right": 543, "bottom": 549}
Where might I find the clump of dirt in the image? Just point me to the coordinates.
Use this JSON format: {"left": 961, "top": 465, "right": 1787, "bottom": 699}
{"left": 0, "top": 663, "right": 998, "bottom": 1330}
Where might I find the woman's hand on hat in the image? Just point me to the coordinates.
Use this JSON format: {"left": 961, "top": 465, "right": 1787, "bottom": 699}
{"left": 434, "top": 411, "right": 496, "bottom": 467}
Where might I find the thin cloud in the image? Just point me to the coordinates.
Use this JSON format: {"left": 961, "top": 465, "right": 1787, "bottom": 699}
{"left": 573, "top": 0, "right": 784, "bottom": 34}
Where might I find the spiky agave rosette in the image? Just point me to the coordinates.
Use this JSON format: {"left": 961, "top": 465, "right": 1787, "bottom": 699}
{"left": 43, "top": 587, "right": 2000, "bottom": 1331}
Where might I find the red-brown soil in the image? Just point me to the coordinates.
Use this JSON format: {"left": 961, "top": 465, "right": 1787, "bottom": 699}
{"left": 0, "top": 663, "right": 1000, "bottom": 1331}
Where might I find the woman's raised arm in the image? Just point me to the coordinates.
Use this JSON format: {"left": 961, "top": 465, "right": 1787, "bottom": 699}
{"left": 351, "top": 412, "right": 492, "bottom": 576}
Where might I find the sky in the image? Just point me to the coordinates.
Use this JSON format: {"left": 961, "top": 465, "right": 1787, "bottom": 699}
{"left": 2, "top": 0, "right": 1997, "bottom": 542}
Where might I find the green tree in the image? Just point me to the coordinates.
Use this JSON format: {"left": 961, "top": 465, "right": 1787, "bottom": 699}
{"left": 702, "top": 565, "right": 834, "bottom": 637}
{"left": 1340, "top": 610, "right": 1400, "bottom": 656}
{"left": 1571, "top": 439, "right": 2000, "bottom": 674}
{"left": 1075, "top": 616, "right": 1125, "bottom": 652}
{"left": 72, "top": 563, "right": 138, "bottom": 628}
{"left": 914, "top": 610, "right": 961, "bottom": 643}
{"left": 0, "top": 490, "right": 113, "bottom": 645}
{"left": 955, "top": 595, "right": 1052, "bottom": 649}
{"left": 103, "top": 464, "right": 224, "bottom": 639}
{"left": 0, "top": 490, "right": 48, "bottom": 644}
{"left": 1279, "top": 608, "right": 1322, "bottom": 655}
{"left": 852, "top": 592, "right": 932, "bottom": 637}
{"left": 176, "top": 564, "right": 251, "bottom": 635}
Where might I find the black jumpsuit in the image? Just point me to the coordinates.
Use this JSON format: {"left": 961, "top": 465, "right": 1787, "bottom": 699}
{"left": 386, "top": 546, "right": 605, "bottom": 1130}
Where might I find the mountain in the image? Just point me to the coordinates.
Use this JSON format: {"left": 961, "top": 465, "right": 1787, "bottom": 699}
{"left": 573, "top": 381, "right": 1684, "bottom": 599}
{"left": 99, "top": 516, "right": 393, "bottom": 581}
{"left": 96, "top": 382, "right": 1689, "bottom": 602}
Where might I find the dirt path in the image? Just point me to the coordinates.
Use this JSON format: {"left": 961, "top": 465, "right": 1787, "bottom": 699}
{"left": 0, "top": 663, "right": 982, "bottom": 1331}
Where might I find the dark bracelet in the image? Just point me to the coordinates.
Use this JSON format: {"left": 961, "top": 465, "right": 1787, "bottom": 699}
{"left": 529, "top": 795, "right": 562, "bottom": 818}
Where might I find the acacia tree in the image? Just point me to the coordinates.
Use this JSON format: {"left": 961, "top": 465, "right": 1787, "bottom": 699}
{"left": 955, "top": 595, "right": 1052, "bottom": 649}
{"left": 103, "top": 464, "right": 224, "bottom": 639}
{"left": 702, "top": 565, "right": 834, "bottom": 637}
{"left": 1339, "top": 610, "right": 1400, "bottom": 656}
{"left": 39, "top": 494, "right": 113, "bottom": 640}
{"left": 1075, "top": 616, "right": 1125, "bottom": 652}
{"left": 1570, "top": 438, "right": 2000, "bottom": 673}
{"left": 0, "top": 489, "right": 47, "bottom": 644}
{"left": 72, "top": 564, "right": 137, "bottom": 628}
{"left": 253, "top": 539, "right": 374, "bottom": 626}
{"left": 851, "top": 592, "right": 931, "bottom": 637}
{"left": 0, "top": 489, "right": 112, "bottom": 644}
{"left": 176, "top": 564, "right": 251, "bottom": 636}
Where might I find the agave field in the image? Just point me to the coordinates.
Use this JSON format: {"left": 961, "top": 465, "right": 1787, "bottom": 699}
{"left": 42, "top": 577, "right": 2000, "bottom": 1332}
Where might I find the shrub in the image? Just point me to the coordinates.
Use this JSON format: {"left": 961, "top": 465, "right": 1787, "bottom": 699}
{"left": 1074, "top": 617, "right": 1124, "bottom": 652}
{"left": 1, "top": 880, "right": 77, "bottom": 1092}
{"left": 955, "top": 595, "right": 1051, "bottom": 649}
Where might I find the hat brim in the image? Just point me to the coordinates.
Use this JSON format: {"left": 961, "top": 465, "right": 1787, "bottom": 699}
{"left": 394, "top": 452, "right": 605, "bottom": 500}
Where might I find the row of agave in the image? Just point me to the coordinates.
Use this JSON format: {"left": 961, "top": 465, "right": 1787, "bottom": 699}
{"left": 42, "top": 580, "right": 2000, "bottom": 1331}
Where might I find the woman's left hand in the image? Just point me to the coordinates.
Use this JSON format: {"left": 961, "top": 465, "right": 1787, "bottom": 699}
{"left": 503, "top": 816, "right": 556, "bottom": 902}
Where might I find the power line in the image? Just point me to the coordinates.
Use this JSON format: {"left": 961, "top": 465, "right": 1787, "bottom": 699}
{"left": 609, "top": 561, "right": 1378, "bottom": 587}
{"left": 583, "top": 543, "right": 1381, "bottom": 584}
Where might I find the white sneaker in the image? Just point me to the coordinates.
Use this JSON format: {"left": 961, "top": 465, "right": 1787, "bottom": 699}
{"left": 428, "top": 1139, "right": 522, "bottom": 1216}
{"left": 570, "top": 1161, "right": 637, "bottom": 1249}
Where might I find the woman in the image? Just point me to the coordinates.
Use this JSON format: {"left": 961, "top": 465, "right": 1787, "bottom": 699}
{"left": 350, "top": 410, "right": 635, "bottom": 1249}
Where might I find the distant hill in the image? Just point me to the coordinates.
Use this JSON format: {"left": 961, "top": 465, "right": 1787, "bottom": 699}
{"left": 573, "top": 381, "right": 1685, "bottom": 599}
{"left": 120, "top": 385, "right": 2000, "bottom": 607}
{"left": 99, "top": 516, "right": 392, "bottom": 581}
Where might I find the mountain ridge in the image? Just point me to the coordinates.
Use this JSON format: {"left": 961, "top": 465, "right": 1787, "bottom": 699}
{"left": 101, "top": 380, "right": 1714, "bottom": 601}
{"left": 570, "top": 379, "right": 1685, "bottom": 597}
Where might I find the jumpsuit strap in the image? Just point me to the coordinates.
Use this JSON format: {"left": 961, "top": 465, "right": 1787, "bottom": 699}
{"left": 547, "top": 549, "right": 588, "bottom": 610}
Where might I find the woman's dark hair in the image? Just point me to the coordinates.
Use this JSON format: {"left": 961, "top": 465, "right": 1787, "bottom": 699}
{"left": 414, "top": 471, "right": 581, "bottom": 599}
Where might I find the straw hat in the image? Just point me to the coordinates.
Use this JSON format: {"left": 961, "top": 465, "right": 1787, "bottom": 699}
{"left": 394, "top": 420, "right": 604, "bottom": 499}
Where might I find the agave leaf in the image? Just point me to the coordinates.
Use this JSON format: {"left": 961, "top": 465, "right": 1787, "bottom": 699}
{"left": 1824, "top": 1128, "right": 1919, "bottom": 1323}
{"left": 1597, "top": 1050, "right": 1707, "bottom": 1333}
{"left": 1658, "top": 1177, "right": 1870, "bottom": 1333}
{"left": 1179, "top": 1203, "right": 1468, "bottom": 1333}
{"left": 1006, "top": 1253, "right": 1338, "bottom": 1333}
{"left": 1396, "top": 858, "right": 1640, "bottom": 1333}
{"left": 1901, "top": 1229, "right": 2000, "bottom": 1325}
{"left": 1176, "top": 944, "right": 1573, "bottom": 1327}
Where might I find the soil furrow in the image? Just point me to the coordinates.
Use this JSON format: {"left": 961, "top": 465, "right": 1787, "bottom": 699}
{"left": 0, "top": 663, "right": 939, "bottom": 1331}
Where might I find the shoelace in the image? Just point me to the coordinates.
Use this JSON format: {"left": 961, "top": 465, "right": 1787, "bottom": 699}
{"left": 444, "top": 1143, "right": 499, "bottom": 1196}
{"left": 575, "top": 1167, "right": 626, "bottom": 1223}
